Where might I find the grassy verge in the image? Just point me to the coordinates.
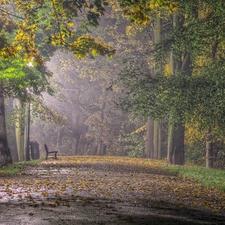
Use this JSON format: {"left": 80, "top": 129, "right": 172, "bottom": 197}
{"left": 0, "top": 159, "right": 41, "bottom": 176}
{"left": 159, "top": 162, "right": 225, "bottom": 191}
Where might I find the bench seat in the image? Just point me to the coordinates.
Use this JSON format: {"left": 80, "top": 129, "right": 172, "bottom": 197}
{"left": 44, "top": 144, "right": 58, "bottom": 159}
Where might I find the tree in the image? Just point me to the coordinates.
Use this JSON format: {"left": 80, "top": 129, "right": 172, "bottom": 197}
{"left": 0, "top": 0, "right": 115, "bottom": 166}
{"left": 0, "top": 84, "right": 12, "bottom": 166}
{"left": 164, "top": 0, "right": 225, "bottom": 167}
{"left": 116, "top": 0, "right": 225, "bottom": 167}
{"left": 116, "top": 0, "right": 179, "bottom": 162}
{"left": 5, "top": 98, "right": 19, "bottom": 162}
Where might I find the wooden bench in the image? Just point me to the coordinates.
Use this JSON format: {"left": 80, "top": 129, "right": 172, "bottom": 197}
{"left": 44, "top": 144, "right": 58, "bottom": 159}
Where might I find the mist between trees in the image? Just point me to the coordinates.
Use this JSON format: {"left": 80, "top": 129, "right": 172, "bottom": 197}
{"left": 1, "top": 0, "right": 225, "bottom": 170}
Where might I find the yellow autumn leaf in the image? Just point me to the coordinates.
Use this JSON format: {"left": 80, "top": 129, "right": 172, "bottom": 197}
{"left": 42, "top": 191, "right": 48, "bottom": 197}
{"left": 67, "top": 22, "right": 74, "bottom": 27}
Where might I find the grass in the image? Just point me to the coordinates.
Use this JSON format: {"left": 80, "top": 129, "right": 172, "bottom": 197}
{"left": 0, "top": 159, "right": 41, "bottom": 176}
{"left": 158, "top": 162, "right": 225, "bottom": 191}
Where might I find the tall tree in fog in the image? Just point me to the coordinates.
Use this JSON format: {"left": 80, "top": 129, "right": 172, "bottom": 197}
{"left": 116, "top": 1, "right": 177, "bottom": 161}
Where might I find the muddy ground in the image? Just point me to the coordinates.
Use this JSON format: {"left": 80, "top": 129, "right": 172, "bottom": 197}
{"left": 0, "top": 156, "right": 225, "bottom": 225}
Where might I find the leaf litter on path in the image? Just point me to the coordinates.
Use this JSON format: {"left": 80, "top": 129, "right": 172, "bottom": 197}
{"left": 0, "top": 156, "right": 225, "bottom": 224}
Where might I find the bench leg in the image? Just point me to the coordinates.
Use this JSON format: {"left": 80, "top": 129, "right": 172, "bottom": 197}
{"left": 46, "top": 154, "right": 48, "bottom": 159}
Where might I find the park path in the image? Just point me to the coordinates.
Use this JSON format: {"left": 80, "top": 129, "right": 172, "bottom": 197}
{"left": 0, "top": 156, "right": 225, "bottom": 225}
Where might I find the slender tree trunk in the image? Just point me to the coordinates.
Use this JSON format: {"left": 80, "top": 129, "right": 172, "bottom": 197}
{"left": 97, "top": 90, "right": 107, "bottom": 156}
{"left": 71, "top": 114, "right": 81, "bottom": 155}
{"left": 91, "top": 139, "right": 99, "bottom": 155}
{"left": 146, "top": 119, "right": 154, "bottom": 158}
{"left": 153, "top": 120, "right": 159, "bottom": 159}
{"left": 56, "top": 130, "right": 60, "bottom": 152}
{"left": 7, "top": 128, "right": 18, "bottom": 162}
{"left": 14, "top": 99, "right": 25, "bottom": 161}
{"left": 72, "top": 134, "right": 80, "bottom": 155}
{"left": 167, "top": 123, "right": 185, "bottom": 165}
{"left": 83, "top": 126, "right": 93, "bottom": 155}
{"left": 146, "top": 17, "right": 162, "bottom": 159}
{"left": 0, "top": 84, "right": 12, "bottom": 166}
{"left": 25, "top": 101, "right": 30, "bottom": 161}
{"left": 153, "top": 18, "right": 162, "bottom": 159}
{"left": 56, "top": 129, "right": 63, "bottom": 153}
{"left": 157, "top": 121, "right": 162, "bottom": 159}
{"left": 100, "top": 144, "right": 106, "bottom": 155}
{"left": 204, "top": 30, "right": 219, "bottom": 168}
{"left": 167, "top": 123, "right": 173, "bottom": 163}
{"left": 71, "top": 114, "right": 86, "bottom": 155}
{"left": 167, "top": 13, "right": 187, "bottom": 165}
{"left": 6, "top": 98, "right": 18, "bottom": 162}
{"left": 206, "top": 128, "right": 214, "bottom": 168}
{"left": 84, "top": 138, "right": 92, "bottom": 155}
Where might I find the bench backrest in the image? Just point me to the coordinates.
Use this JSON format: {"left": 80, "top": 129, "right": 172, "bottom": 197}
{"left": 44, "top": 144, "right": 49, "bottom": 153}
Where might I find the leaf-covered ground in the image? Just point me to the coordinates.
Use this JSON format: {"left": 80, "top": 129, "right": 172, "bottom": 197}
{"left": 0, "top": 156, "right": 225, "bottom": 225}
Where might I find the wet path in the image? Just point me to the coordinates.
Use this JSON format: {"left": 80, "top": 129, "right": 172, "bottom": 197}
{"left": 0, "top": 156, "right": 225, "bottom": 225}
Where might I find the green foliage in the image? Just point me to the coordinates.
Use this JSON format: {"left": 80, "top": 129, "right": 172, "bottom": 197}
{"left": 0, "top": 0, "right": 115, "bottom": 62}
{"left": 0, "top": 0, "right": 116, "bottom": 119}
{"left": 0, "top": 0, "right": 113, "bottom": 167}
{"left": 118, "top": 0, "right": 178, "bottom": 24}
{"left": 116, "top": 0, "right": 225, "bottom": 127}
{"left": 0, "top": 159, "right": 40, "bottom": 176}
{"left": 122, "top": 133, "right": 145, "bottom": 157}
{"left": 0, "top": 59, "right": 27, "bottom": 80}
{"left": 67, "top": 35, "right": 115, "bottom": 59}
{"left": 185, "top": 141, "right": 205, "bottom": 166}
{"left": 1, "top": 59, "right": 54, "bottom": 103}
{"left": 118, "top": 56, "right": 225, "bottom": 130}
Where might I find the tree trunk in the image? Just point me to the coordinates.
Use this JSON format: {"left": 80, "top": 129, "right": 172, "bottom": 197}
{"left": 146, "top": 17, "right": 162, "bottom": 160}
{"left": 25, "top": 101, "right": 31, "bottom": 161}
{"left": 6, "top": 98, "right": 18, "bottom": 162}
{"left": 97, "top": 90, "right": 107, "bottom": 156}
{"left": 7, "top": 127, "right": 18, "bottom": 162}
{"left": 14, "top": 99, "right": 25, "bottom": 161}
{"left": 72, "top": 134, "right": 80, "bottom": 155}
{"left": 56, "top": 129, "right": 63, "bottom": 154}
{"left": 206, "top": 128, "right": 214, "bottom": 168}
{"left": 71, "top": 114, "right": 86, "bottom": 155}
{"left": 91, "top": 139, "right": 99, "bottom": 155}
{"left": 83, "top": 126, "right": 93, "bottom": 155}
{"left": 0, "top": 84, "right": 12, "bottom": 167}
{"left": 153, "top": 18, "right": 162, "bottom": 159}
{"left": 167, "top": 123, "right": 185, "bottom": 165}
{"left": 167, "top": 13, "right": 188, "bottom": 165}
{"left": 84, "top": 139, "right": 92, "bottom": 155}
{"left": 100, "top": 144, "right": 106, "bottom": 155}
{"left": 204, "top": 23, "right": 219, "bottom": 168}
{"left": 153, "top": 120, "right": 159, "bottom": 159}
{"left": 157, "top": 121, "right": 162, "bottom": 159}
{"left": 146, "top": 119, "right": 154, "bottom": 158}
{"left": 71, "top": 114, "right": 81, "bottom": 155}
